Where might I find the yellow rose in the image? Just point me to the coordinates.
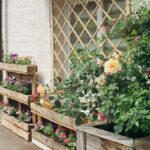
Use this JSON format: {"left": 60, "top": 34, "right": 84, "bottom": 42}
{"left": 97, "top": 74, "right": 106, "bottom": 86}
{"left": 37, "top": 85, "right": 45, "bottom": 96}
{"left": 104, "top": 58, "right": 121, "bottom": 74}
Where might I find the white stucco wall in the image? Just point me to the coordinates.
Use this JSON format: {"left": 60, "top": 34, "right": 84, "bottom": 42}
{"left": 2, "top": 0, "right": 53, "bottom": 84}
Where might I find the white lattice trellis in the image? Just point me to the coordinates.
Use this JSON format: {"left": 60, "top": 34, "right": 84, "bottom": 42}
{"left": 52, "top": 0, "right": 131, "bottom": 79}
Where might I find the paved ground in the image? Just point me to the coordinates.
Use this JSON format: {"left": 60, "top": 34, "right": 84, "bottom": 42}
{"left": 0, "top": 111, "right": 42, "bottom": 150}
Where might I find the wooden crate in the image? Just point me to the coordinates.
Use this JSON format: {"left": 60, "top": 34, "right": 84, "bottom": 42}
{"left": 0, "top": 62, "right": 37, "bottom": 74}
{"left": 32, "top": 129, "right": 68, "bottom": 150}
{"left": 31, "top": 103, "right": 76, "bottom": 131}
{"left": 0, "top": 86, "right": 34, "bottom": 105}
{"left": 77, "top": 123, "right": 150, "bottom": 150}
{"left": 1, "top": 112, "right": 34, "bottom": 141}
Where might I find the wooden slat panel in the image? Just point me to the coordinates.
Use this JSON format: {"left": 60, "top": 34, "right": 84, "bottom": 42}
{"left": 32, "top": 130, "right": 68, "bottom": 150}
{"left": 2, "top": 112, "right": 33, "bottom": 132}
{"left": 0, "top": 62, "right": 37, "bottom": 74}
{"left": 0, "top": 86, "right": 34, "bottom": 105}
{"left": 86, "top": 133, "right": 130, "bottom": 150}
{"left": 77, "top": 124, "right": 150, "bottom": 150}
{"left": 31, "top": 103, "right": 76, "bottom": 131}
{"left": 1, "top": 118, "right": 31, "bottom": 141}
{"left": 77, "top": 130, "right": 86, "bottom": 150}
{"left": 77, "top": 125, "right": 134, "bottom": 147}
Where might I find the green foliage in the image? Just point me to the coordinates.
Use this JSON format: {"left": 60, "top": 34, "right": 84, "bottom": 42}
{"left": 18, "top": 111, "right": 32, "bottom": 123}
{"left": 3, "top": 106, "right": 32, "bottom": 123}
{"left": 3, "top": 54, "right": 13, "bottom": 63}
{"left": 3, "top": 53, "right": 32, "bottom": 65}
{"left": 0, "top": 77, "right": 31, "bottom": 95}
{"left": 54, "top": 48, "right": 106, "bottom": 125}
{"left": 15, "top": 57, "right": 31, "bottom": 65}
{"left": 99, "top": 7, "right": 150, "bottom": 137}
{"left": 42, "top": 123, "right": 54, "bottom": 138}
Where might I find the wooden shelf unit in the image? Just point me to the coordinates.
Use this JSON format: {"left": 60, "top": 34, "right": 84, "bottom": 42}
{"left": 0, "top": 62, "right": 37, "bottom": 141}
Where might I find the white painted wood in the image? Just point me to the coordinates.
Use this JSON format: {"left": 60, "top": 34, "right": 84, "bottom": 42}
{"left": 32, "top": 139, "right": 52, "bottom": 150}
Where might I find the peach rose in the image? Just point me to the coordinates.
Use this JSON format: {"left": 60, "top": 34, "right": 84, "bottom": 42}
{"left": 97, "top": 59, "right": 104, "bottom": 67}
{"left": 104, "top": 58, "right": 121, "bottom": 74}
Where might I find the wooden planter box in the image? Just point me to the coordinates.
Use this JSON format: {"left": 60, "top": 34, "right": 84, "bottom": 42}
{"left": 77, "top": 124, "right": 150, "bottom": 150}
{"left": 1, "top": 112, "right": 34, "bottom": 141}
{"left": 0, "top": 86, "right": 34, "bottom": 105}
{"left": 0, "top": 62, "right": 37, "bottom": 74}
{"left": 31, "top": 103, "right": 76, "bottom": 131}
{"left": 32, "top": 129, "right": 68, "bottom": 150}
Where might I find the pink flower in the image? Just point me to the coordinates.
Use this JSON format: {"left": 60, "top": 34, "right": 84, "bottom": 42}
{"left": 61, "top": 133, "right": 67, "bottom": 139}
{"left": 64, "top": 138, "right": 69, "bottom": 144}
{"left": 98, "top": 112, "right": 106, "bottom": 122}
{"left": 33, "top": 93, "right": 39, "bottom": 101}
{"left": 101, "top": 26, "right": 109, "bottom": 33}
{"left": 55, "top": 128, "right": 60, "bottom": 134}
{"left": 56, "top": 90, "right": 63, "bottom": 95}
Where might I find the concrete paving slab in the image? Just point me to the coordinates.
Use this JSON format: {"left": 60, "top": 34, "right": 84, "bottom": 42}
{"left": 0, "top": 124, "right": 42, "bottom": 150}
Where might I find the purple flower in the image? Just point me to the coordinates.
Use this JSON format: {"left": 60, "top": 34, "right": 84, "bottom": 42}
{"left": 23, "top": 79, "right": 30, "bottom": 86}
{"left": 8, "top": 77, "right": 16, "bottom": 84}
{"left": 10, "top": 53, "right": 18, "bottom": 62}
{"left": 19, "top": 86, "right": 24, "bottom": 92}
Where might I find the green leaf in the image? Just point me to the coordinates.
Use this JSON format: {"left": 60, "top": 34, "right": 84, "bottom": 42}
{"left": 54, "top": 100, "right": 61, "bottom": 108}
{"left": 75, "top": 117, "right": 83, "bottom": 126}
{"left": 92, "top": 114, "right": 98, "bottom": 121}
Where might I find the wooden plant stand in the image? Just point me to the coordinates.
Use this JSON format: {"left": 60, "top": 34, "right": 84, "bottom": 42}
{"left": 32, "top": 129, "right": 67, "bottom": 150}
{"left": 77, "top": 123, "right": 150, "bottom": 150}
{"left": 0, "top": 63, "right": 37, "bottom": 141}
{"left": 31, "top": 103, "right": 76, "bottom": 150}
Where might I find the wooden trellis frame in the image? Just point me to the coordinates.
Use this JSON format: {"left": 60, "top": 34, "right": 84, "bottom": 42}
{"left": 52, "top": 0, "right": 131, "bottom": 79}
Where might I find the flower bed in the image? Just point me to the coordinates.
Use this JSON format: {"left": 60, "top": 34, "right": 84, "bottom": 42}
{"left": 32, "top": 84, "right": 106, "bottom": 127}
{"left": 31, "top": 103, "right": 76, "bottom": 131}
{"left": 32, "top": 130, "right": 68, "bottom": 150}
{"left": 32, "top": 122, "right": 76, "bottom": 150}
{"left": 0, "top": 52, "right": 37, "bottom": 74}
{"left": 2, "top": 112, "right": 33, "bottom": 132}
{"left": 1, "top": 106, "right": 33, "bottom": 141}
{"left": 0, "top": 76, "right": 35, "bottom": 105}
{"left": 0, "top": 86, "right": 34, "bottom": 105}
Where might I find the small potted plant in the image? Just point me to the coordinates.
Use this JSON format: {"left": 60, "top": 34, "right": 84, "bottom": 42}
{"left": 0, "top": 52, "right": 37, "bottom": 74}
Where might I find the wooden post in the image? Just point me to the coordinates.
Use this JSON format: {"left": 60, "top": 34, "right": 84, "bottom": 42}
{"left": 32, "top": 114, "right": 37, "bottom": 124}
{"left": 18, "top": 103, "right": 21, "bottom": 111}
{"left": 32, "top": 74, "right": 36, "bottom": 95}
{"left": 38, "top": 116, "right": 42, "bottom": 124}
{"left": 77, "top": 130, "right": 86, "bottom": 150}
{"left": 126, "top": 0, "right": 131, "bottom": 15}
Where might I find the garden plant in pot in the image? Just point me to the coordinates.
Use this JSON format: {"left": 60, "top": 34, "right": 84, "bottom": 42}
{"left": 77, "top": 7, "right": 150, "bottom": 150}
